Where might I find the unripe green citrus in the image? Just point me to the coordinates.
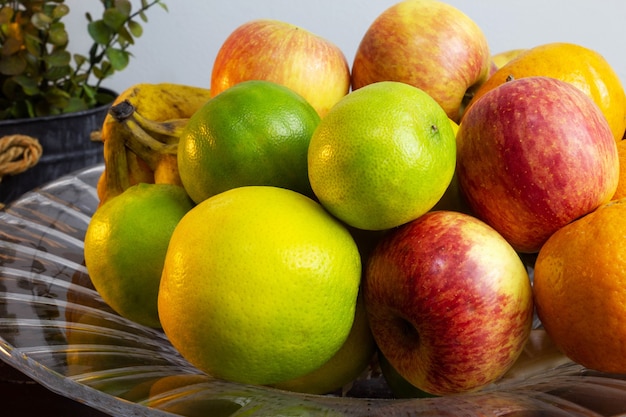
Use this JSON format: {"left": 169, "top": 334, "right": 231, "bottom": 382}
{"left": 84, "top": 183, "right": 194, "bottom": 328}
{"left": 178, "top": 80, "right": 320, "bottom": 203}
{"left": 308, "top": 81, "right": 456, "bottom": 230}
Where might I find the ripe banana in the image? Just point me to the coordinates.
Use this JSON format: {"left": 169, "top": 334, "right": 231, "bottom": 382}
{"left": 96, "top": 83, "right": 212, "bottom": 205}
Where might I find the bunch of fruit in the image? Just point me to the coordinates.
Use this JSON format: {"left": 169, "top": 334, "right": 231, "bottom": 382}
{"left": 83, "top": 0, "right": 626, "bottom": 399}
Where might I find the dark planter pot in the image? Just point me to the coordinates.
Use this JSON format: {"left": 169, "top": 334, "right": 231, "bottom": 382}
{"left": 0, "top": 97, "right": 114, "bottom": 205}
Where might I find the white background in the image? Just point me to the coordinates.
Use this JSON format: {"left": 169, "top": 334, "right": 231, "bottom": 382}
{"left": 64, "top": 1, "right": 626, "bottom": 94}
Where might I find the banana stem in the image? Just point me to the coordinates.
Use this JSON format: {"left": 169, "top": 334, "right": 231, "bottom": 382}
{"left": 103, "top": 98, "right": 184, "bottom": 195}
{"left": 110, "top": 100, "right": 136, "bottom": 122}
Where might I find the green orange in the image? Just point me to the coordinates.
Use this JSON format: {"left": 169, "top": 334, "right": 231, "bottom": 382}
{"left": 308, "top": 81, "right": 456, "bottom": 230}
{"left": 177, "top": 80, "right": 320, "bottom": 203}
{"left": 84, "top": 183, "right": 194, "bottom": 328}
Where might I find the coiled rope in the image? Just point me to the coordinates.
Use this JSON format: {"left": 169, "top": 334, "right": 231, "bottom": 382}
{"left": 0, "top": 134, "right": 43, "bottom": 209}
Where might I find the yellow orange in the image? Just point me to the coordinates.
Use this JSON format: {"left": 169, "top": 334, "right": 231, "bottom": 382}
{"left": 534, "top": 199, "right": 626, "bottom": 373}
{"left": 467, "top": 42, "right": 626, "bottom": 142}
{"left": 612, "top": 140, "right": 626, "bottom": 200}
{"left": 271, "top": 294, "right": 375, "bottom": 394}
{"left": 491, "top": 48, "right": 527, "bottom": 69}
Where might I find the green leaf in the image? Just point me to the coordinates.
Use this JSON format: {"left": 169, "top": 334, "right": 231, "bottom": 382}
{"left": 0, "top": 54, "right": 27, "bottom": 76}
{"left": 31, "top": 12, "right": 52, "bottom": 30}
{"left": 0, "top": 7, "right": 14, "bottom": 25}
{"left": 45, "top": 50, "right": 71, "bottom": 67}
{"left": 101, "top": 61, "right": 114, "bottom": 76}
{"left": 81, "top": 84, "right": 97, "bottom": 101}
{"left": 115, "top": 0, "right": 132, "bottom": 17}
{"left": 48, "top": 22, "right": 68, "bottom": 46}
{"left": 41, "top": 2, "right": 60, "bottom": 20}
{"left": 1, "top": 78, "right": 19, "bottom": 100}
{"left": 0, "top": 0, "right": 167, "bottom": 119}
{"left": 93, "top": 61, "right": 113, "bottom": 80}
{"left": 35, "top": 99, "right": 58, "bottom": 117}
{"left": 93, "top": 66, "right": 104, "bottom": 80}
{"left": 128, "top": 20, "right": 143, "bottom": 38}
{"left": 105, "top": 47, "right": 129, "bottom": 71}
{"left": 73, "top": 53, "right": 87, "bottom": 68}
{"left": 44, "top": 64, "right": 71, "bottom": 81}
{"left": 12, "top": 75, "right": 40, "bottom": 96}
{"left": 1, "top": 36, "right": 23, "bottom": 56}
{"left": 22, "top": 101, "right": 35, "bottom": 118}
{"left": 103, "top": 8, "right": 127, "bottom": 31}
{"left": 52, "top": 4, "right": 70, "bottom": 20}
{"left": 64, "top": 96, "right": 90, "bottom": 113}
{"left": 42, "top": 87, "right": 71, "bottom": 108}
{"left": 72, "top": 73, "right": 89, "bottom": 85}
{"left": 116, "top": 26, "right": 134, "bottom": 46}
{"left": 24, "top": 32, "right": 43, "bottom": 57}
{"left": 88, "top": 20, "right": 113, "bottom": 45}
{"left": 46, "top": 87, "right": 72, "bottom": 101}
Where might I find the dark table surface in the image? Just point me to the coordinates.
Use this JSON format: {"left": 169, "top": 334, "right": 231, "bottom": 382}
{"left": 0, "top": 360, "right": 111, "bottom": 416}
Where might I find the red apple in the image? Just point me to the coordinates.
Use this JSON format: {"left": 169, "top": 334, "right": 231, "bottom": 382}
{"left": 351, "top": 0, "right": 491, "bottom": 122}
{"left": 457, "top": 76, "right": 619, "bottom": 253}
{"left": 210, "top": 19, "right": 350, "bottom": 117}
{"left": 364, "top": 210, "right": 533, "bottom": 396}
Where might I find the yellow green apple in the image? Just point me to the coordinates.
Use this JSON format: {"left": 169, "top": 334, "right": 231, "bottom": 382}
{"left": 351, "top": 0, "right": 491, "bottom": 122}
{"left": 210, "top": 19, "right": 350, "bottom": 117}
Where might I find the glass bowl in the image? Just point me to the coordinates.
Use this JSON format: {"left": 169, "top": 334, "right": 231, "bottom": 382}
{"left": 1, "top": 164, "right": 626, "bottom": 416}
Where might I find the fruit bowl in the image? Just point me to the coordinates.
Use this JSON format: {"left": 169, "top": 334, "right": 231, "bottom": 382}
{"left": 2, "top": 164, "right": 626, "bottom": 416}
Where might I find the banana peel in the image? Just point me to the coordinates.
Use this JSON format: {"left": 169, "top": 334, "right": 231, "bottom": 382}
{"left": 154, "top": 153, "right": 183, "bottom": 187}
{"left": 96, "top": 83, "right": 212, "bottom": 205}
{"left": 112, "top": 82, "right": 214, "bottom": 121}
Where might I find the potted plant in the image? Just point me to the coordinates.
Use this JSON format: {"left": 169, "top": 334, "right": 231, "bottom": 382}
{"left": 0, "top": 0, "right": 166, "bottom": 205}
